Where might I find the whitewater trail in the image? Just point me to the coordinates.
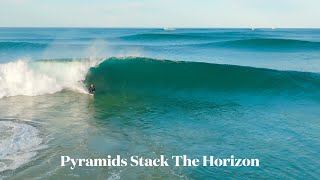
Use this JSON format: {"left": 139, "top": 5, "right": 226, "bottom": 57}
{"left": 0, "top": 58, "right": 102, "bottom": 98}
{"left": 0, "top": 120, "right": 45, "bottom": 173}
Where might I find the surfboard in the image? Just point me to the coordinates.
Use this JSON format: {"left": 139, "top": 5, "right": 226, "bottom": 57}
{"left": 85, "top": 92, "right": 94, "bottom": 96}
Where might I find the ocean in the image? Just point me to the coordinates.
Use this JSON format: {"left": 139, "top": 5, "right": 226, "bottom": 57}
{"left": 0, "top": 28, "right": 319, "bottom": 179}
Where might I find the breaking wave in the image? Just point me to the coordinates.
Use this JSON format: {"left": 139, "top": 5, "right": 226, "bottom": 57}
{"left": 0, "top": 58, "right": 101, "bottom": 98}
{"left": 1, "top": 57, "right": 320, "bottom": 98}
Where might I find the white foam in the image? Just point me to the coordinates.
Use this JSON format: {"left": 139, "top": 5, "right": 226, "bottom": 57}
{"left": 107, "top": 171, "right": 121, "bottom": 180}
{"left": 0, "top": 121, "right": 45, "bottom": 172}
{"left": 0, "top": 58, "right": 102, "bottom": 98}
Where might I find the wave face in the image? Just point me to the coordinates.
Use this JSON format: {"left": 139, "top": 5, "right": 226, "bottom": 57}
{"left": 85, "top": 57, "right": 320, "bottom": 94}
{"left": 0, "top": 59, "right": 101, "bottom": 98}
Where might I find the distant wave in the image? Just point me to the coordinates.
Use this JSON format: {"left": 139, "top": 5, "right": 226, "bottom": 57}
{"left": 120, "top": 35, "right": 320, "bottom": 51}
{"left": 0, "top": 42, "right": 47, "bottom": 49}
{"left": 3, "top": 37, "right": 318, "bottom": 52}
{"left": 195, "top": 38, "right": 320, "bottom": 50}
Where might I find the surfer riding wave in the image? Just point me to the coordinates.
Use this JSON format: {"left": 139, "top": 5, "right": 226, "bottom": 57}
{"left": 88, "top": 84, "right": 95, "bottom": 94}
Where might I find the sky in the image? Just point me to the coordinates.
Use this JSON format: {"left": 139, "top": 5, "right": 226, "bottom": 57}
{"left": 0, "top": 0, "right": 319, "bottom": 28}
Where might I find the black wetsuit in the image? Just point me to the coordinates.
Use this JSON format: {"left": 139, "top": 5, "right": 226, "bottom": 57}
{"left": 89, "top": 86, "right": 95, "bottom": 94}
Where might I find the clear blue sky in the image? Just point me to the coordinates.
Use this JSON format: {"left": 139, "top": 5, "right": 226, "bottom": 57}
{"left": 1, "top": 0, "right": 319, "bottom": 28}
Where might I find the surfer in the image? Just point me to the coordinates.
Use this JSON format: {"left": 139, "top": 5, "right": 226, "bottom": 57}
{"left": 88, "top": 84, "right": 96, "bottom": 94}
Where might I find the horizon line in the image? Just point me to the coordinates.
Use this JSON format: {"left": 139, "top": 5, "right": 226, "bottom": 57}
{"left": 0, "top": 26, "right": 320, "bottom": 29}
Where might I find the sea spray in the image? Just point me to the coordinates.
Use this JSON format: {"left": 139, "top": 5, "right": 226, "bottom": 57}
{"left": 0, "top": 58, "right": 102, "bottom": 98}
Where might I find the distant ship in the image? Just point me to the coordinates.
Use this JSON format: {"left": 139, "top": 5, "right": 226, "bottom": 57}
{"left": 163, "top": 27, "right": 176, "bottom": 31}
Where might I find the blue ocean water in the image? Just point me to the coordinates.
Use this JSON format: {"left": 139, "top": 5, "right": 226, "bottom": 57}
{"left": 0, "top": 28, "right": 319, "bottom": 179}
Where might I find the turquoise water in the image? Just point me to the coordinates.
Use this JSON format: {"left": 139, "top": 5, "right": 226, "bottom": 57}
{"left": 0, "top": 28, "right": 320, "bottom": 179}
